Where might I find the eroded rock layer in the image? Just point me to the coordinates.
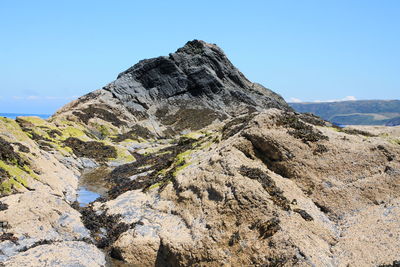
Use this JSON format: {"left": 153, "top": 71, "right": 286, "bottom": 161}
{"left": 84, "top": 110, "right": 400, "bottom": 266}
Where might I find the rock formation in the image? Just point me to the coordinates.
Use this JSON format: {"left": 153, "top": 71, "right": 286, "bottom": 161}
{"left": 54, "top": 40, "right": 290, "bottom": 137}
{"left": 1, "top": 40, "right": 400, "bottom": 267}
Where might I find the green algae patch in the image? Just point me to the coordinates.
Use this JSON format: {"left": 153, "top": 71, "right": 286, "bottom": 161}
{"left": 0, "top": 136, "right": 29, "bottom": 167}
{"left": 15, "top": 116, "right": 137, "bottom": 162}
{"left": 326, "top": 126, "right": 341, "bottom": 132}
{"left": 98, "top": 125, "right": 111, "bottom": 137}
{"left": 21, "top": 165, "right": 40, "bottom": 180}
{"left": 93, "top": 123, "right": 118, "bottom": 139}
{"left": 60, "top": 126, "right": 88, "bottom": 139}
{"left": 17, "top": 116, "right": 89, "bottom": 141}
{"left": 0, "top": 134, "right": 37, "bottom": 195}
{"left": 16, "top": 116, "right": 94, "bottom": 156}
{"left": 51, "top": 121, "right": 91, "bottom": 141}
{"left": 83, "top": 121, "right": 120, "bottom": 141}
{"left": 147, "top": 181, "right": 164, "bottom": 190}
{"left": 17, "top": 116, "right": 47, "bottom": 126}
{"left": 52, "top": 143, "right": 74, "bottom": 156}
{"left": 159, "top": 144, "right": 196, "bottom": 178}
{"left": 140, "top": 145, "right": 169, "bottom": 156}
{"left": 173, "top": 160, "right": 192, "bottom": 177}
{"left": 175, "top": 150, "right": 192, "bottom": 168}
{"left": 17, "top": 117, "right": 58, "bottom": 141}
{"left": 199, "top": 139, "right": 214, "bottom": 150}
{"left": 389, "top": 139, "right": 400, "bottom": 146}
{"left": 160, "top": 134, "right": 219, "bottom": 179}
{"left": 0, "top": 117, "right": 32, "bottom": 142}
{"left": 0, "top": 161, "right": 30, "bottom": 196}
{"left": 0, "top": 178, "right": 23, "bottom": 195}
{"left": 0, "top": 161, "right": 27, "bottom": 178}
{"left": 182, "top": 131, "right": 204, "bottom": 140}
{"left": 0, "top": 117, "right": 12, "bottom": 124}
{"left": 149, "top": 135, "right": 218, "bottom": 190}
{"left": 113, "top": 146, "right": 135, "bottom": 163}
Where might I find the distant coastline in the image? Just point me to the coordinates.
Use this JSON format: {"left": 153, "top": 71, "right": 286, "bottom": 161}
{"left": 0, "top": 113, "right": 50, "bottom": 120}
{"left": 290, "top": 100, "right": 400, "bottom": 126}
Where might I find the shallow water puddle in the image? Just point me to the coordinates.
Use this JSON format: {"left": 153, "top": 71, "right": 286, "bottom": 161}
{"left": 77, "top": 166, "right": 111, "bottom": 207}
{"left": 77, "top": 187, "right": 101, "bottom": 207}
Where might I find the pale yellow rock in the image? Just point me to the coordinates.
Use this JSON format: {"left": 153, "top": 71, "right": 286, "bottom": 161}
{"left": 1, "top": 108, "right": 400, "bottom": 266}
{"left": 0, "top": 191, "right": 91, "bottom": 259}
{"left": 96, "top": 109, "right": 400, "bottom": 266}
{"left": 4, "top": 241, "right": 106, "bottom": 267}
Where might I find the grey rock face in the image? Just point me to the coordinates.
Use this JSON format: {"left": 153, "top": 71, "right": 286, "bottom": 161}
{"left": 115, "top": 40, "right": 285, "bottom": 105}
{"left": 55, "top": 40, "right": 290, "bottom": 136}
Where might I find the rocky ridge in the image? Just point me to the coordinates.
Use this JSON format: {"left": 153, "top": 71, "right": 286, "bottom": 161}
{"left": 54, "top": 40, "right": 290, "bottom": 137}
{"left": 0, "top": 41, "right": 400, "bottom": 266}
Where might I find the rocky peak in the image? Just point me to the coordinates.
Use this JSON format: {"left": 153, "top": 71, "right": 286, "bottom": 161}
{"left": 175, "top": 39, "right": 218, "bottom": 54}
{"left": 55, "top": 40, "right": 291, "bottom": 136}
{"left": 115, "top": 39, "right": 270, "bottom": 100}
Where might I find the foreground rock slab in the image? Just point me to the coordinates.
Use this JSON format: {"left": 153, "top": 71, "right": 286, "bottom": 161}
{"left": 3, "top": 241, "right": 106, "bottom": 267}
{"left": 85, "top": 109, "right": 400, "bottom": 266}
{"left": 0, "top": 191, "right": 92, "bottom": 261}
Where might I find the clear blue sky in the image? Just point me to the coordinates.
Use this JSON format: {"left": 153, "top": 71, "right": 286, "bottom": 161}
{"left": 0, "top": 0, "right": 399, "bottom": 114}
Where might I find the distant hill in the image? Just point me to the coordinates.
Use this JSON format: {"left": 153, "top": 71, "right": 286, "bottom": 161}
{"left": 290, "top": 100, "right": 400, "bottom": 126}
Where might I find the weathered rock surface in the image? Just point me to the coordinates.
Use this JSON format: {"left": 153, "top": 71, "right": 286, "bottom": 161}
{"left": 0, "top": 117, "right": 106, "bottom": 264}
{"left": 88, "top": 109, "right": 400, "bottom": 266}
{"left": 0, "top": 117, "right": 81, "bottom": 199}
{"left": 1, "top": 40, "right": 400, "bottom": 266}
{"left": 3, "top": 241, "right": 106, "bottom": 267}
{"left": 0, "top": 191, "right": 91, "bottom": 260}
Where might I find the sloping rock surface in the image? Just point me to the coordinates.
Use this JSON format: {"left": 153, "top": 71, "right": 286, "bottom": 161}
{"left": 88, "top": 110, "right": 400, "bottom": 266}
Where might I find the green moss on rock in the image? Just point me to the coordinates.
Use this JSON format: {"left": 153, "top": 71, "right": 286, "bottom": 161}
{"left": 0, "top": 161, "right": 30, "bottom": 196}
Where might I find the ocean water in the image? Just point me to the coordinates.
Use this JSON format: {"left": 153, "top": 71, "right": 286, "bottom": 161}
{"left": 0, "top": 113, "right": 51, "bottom": 119}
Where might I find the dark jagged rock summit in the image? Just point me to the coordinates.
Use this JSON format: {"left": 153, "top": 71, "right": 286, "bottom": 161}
{"left": 55, "top": 40, "right": 290, "bottom": 136}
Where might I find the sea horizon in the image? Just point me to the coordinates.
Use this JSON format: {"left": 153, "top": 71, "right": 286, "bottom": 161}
{"left": 0, "top": 113, "right": 51, "bottom": 120}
